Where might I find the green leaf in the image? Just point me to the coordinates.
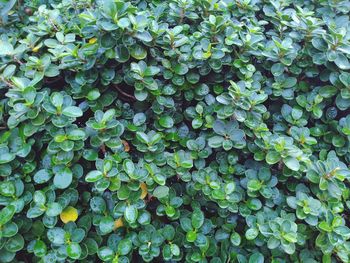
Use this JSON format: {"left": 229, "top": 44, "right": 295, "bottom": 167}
{"left": 245, "top": 228, "right": 259, "bottom": 240}
{"left": 46, "top": 202, "right": 62, "bottom": 217}
{"left": 51, "top": 92, "right": 63, "bottom": 107}
{"left": 283, "top": 232, "right": 297, "bottom": 243}
{"left": 0, "top": 181, "right": 15, "bottom": 197}
{"left": 191, "top": 208, "right": 204, "bottom": 229}
{"left": 123, "top": 159, "right": 135, "bottom": 175}
{"left": 136, "top": 132, "right": 149, "bottom": 144}
{"left": 144, "top": 66, "right": 160, "bottom": 77}
{"left": 3, "top": 64, "right": 16, "bottom": 79}
{"left": 165, "top": 206, "right": 175, "bottom": 217}
{"left": 99, "top": 216, "right": 114, "bottom": 234}
{"left": 87, "top": 89, "right": 101, "bottom": 101}
{"left": 117, "top": 239, "right": 132, "bottom": 255}
{"left": 335, "top": 53, "right": 350, "bottom": 69}
{"left": 159, "top": 116, "right": 174, "bottom": 128}
{"left": 62, "top": 106, "right": 83, "bottom": 117}
{"left": 134, "top": 89, "right": 148, "bottom": 101}
{"left": 85, "top": 170, "right": 103, "bottom": 182}
{"left": 318, "top": 221, "right": 332, "bottom": 232}
{"left": 33, "top": 191, "right": 46, "bottom": 205}
{"left": 34, "top": 240, "right": 47, "bottom": 257}
{"left": 267, "top": 237, "right": 280, "bottom": 249}
{"left": 208, "top": 136, "right": 224, "bottom": 148}
{"left": 186, "top": 230, "right": 197, "bottom": 242}
{"left": 83, "top": 149, "right": 98, "bottom": 161}
{"left": 133, "top": 113, "right": 146, "bottom": 126}
{"left": 283, "top": 157, "right": 300, "bottom": 171}
{"left": 67, "top": 242, "right": 82, "bottom": 259}
{"left": 2, "top": 222, "right": 18, "bottom": 237}
{"left": 0, "top": 205, "right": 15, "bottom": 226}
{"left": 319, "top": 85, "right": 337, "bottom": 98}
{"left": 67, "top": 129, "right": 86, "bottom": 140}
{"left": 0, "top": 0, "right": 16, "bottom": 24}
{"left": 271, "top": 63, "right": 284, "bottom": 76}
{"left": 130, "top": 44, "right": 147, "bottom": 60}
{"left": 266, "top": 151, "right": 281, "bottom": 164}
{"left": 124, "top": 205, "right": 138, "bottom": 223}
{"left": 249, "top": 252, "right": 264, "bottom": 263}
{"left": 247, "top": 180, "right": 262, "bottom": 191}
{"left": 33, "top": 169, "right": 52, "bottom": 184}
{"left": 174, "top": 63, "right": 189, "bottom": 75}
{"left": 247, "top": 198, "right": 262, "bottom": 210}
{"left": 153, "top": 186, "right": 169, "bottom": 199}
{"left": 230, "top": 232, "right": 241, "bottom": 246}
{"left": 322, "top": 254, "right": 331, "bottom": 263}
{"left": 115, "top": 46, "right": 130, "bottom": 62}
{"left": 102, "top": 109, "right": 115, "bottom": 123}
{"left": 213, "top": 120, "right": 226, "bottom": 135}
{"left": 98, "top": 247, "right": 114, "bottom": 261}
{"left": 5, "top": 234, "right": 24, "bottom": 252}
{"left": 170, "top": 244, "right": 180, "bottom": 256}
{"left": 180, "top": 217, "right": 193, "bottom": 232}
{"left": 0, "top": 152, "right": 15, "bottom": 164}
{"left": 340, "top": 72, "right": 350, "bottom": 87}
{"left": 47, "top": 228, "right": 65, "bottom": 245}
{"left": 334, "top": 226, "right": 350, "bottom": 238}
{"left": 332, "top": 135, "right": 345, "bottom": 147}
{"left": 26, "top": 206, "right": 45, "bottom": 218}
{"left": 117, "top": 17, "right": 130, "bottom": 28}
{"left": 54, "top": 167, "right": 73, "bottom": 189}
{"left": 11, "top": 77, "right": 29, "bottom": 90}
{"left": 3, "top": 2, "right": 350, "bottom": 260}
{"left": 135, "top": 31, "right": 153, "bottom": 42}
{"left": 163, "top": 244, "right": 172, "bottom": 259}
{"left": 0, "top": 40, "right": 14, "bottom": 55}
{"left": 138, "top": 210, "right": 151, "bottom": 225}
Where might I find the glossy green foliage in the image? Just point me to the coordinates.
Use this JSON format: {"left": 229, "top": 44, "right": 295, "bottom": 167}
{"left": 1, "top": 0, "right": 350, "bottom": 262}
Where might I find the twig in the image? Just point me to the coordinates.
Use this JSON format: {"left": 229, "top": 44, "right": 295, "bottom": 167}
{"left": 48, "top": 17, "right": 58, "bottom": 31}
{"left": 146, "top": 194, "right": 153, "bottom": 203}
{"left": 44, "top": 76, "right": 63, "bottom": 84}
{"left": 0, "top": 78, "right": 16, "bottom": 88}
{"left": 13, "top": 57, "right": 23, "bottom": 65}
{"left": 179, "top": 8, "right": 184, "bottom": 24}
{"left": 100, "top": 144, "right": 106, "bottom": 154}
{"left": 113, "top": 84, "right": 136, "bottom": 101}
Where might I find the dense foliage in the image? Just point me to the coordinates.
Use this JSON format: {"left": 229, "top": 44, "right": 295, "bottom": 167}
{"left": 1, "top": 0, "right": 350, "bottom": 262}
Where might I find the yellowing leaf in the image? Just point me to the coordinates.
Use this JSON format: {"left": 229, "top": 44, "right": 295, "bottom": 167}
{"left": 122, "top": 140, "right": 130, "bottom": 152}
{"left": 114, "top": 217, "right": 124, "bottom": 229}
{"left": 89, "top": 38, "right": 97, "bottom": 44}
{"left": 60, "top": 206, "right": 78, "bottom": 223}
{"left": 32, "top": 46, "right": 40, "bottom": 52}
{"left": 140, "top": 183, "right": 148, "bottom": 199}
{"left": 203, "top": 51, "right": 211, "bottom": 59}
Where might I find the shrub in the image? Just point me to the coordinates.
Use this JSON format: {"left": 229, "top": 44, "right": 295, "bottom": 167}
{"left": 1, "top": 0, "right": 350, "bottom": 262}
